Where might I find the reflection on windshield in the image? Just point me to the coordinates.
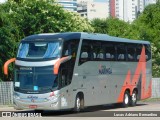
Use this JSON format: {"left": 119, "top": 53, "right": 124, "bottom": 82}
{"left": 15, "top": 72, "right": 58, "bottom": 93}
{"left": 17, "top": 41, "right": 60, "bottom": 59}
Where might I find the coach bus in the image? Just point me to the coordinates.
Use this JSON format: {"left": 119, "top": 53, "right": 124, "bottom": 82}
{"left": 4, "top": 32, "right": 152, "bottom": 112}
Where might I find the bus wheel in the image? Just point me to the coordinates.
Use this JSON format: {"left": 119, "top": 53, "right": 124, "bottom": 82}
{"left": 122, "top": 91, "right": 130, "bottom": 107}
{"left": 34, "top": 110, "right": 44, "bottom": 114}
{"left": 130, "top": 90, "right": 137, "bottom": 106}
{"left": 74, "top": 94, "right": 84, "bottom": 112}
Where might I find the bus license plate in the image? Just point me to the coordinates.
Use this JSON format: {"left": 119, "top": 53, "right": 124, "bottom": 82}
{"left": 29, "top": 105, "right": 37, "bottom": 109}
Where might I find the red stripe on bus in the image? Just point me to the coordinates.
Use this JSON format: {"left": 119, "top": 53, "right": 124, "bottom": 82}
{"left": 4, "top": 58, "right": 16, "bottom": 75}
{"left": 117, "top": 46, "right": 152, "bottom": 102}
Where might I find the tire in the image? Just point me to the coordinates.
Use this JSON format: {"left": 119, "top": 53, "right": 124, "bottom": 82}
{"left": 34, "top": 110, "right": 44, "bottom": 114}
{"left": 130, "top": 90, "right": 137, "bottom": 106}
{"left": 74, "top": 94, "right": 84, "bottom": 112}
{"left": 122, "top": 91, "right": 130, "bottom": 107}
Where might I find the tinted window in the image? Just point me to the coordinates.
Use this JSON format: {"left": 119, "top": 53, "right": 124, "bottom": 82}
{"left": 145, "top": 44, "right": 151, "bottom": 61}
{"left": 92, "top": 41, "right": 104, "bottom": 60}
{"left": 60, "top": 39, "right": 80, "bottom": 88}
{"left": 136, "top": 44, "right": 143, "bottom": 61}
{"left": 116, "top": 44, "right": 126, "bottom": 61}
{"left": 79, "top": 40, "right": 92, "bottom": 65}
{"left": 17, "top": 41, "right": 61, "bottom": 59}
{"left": 103, "top": 42, "right": 116, "bottom": 61}
{"left": 62, "top": 40, "right": 79, "bottom": 59}
{"left": 127, "top": 44, "right": 136, "bottom": 61}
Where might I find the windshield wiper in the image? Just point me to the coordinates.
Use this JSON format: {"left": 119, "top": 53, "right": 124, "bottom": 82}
{"left": 49, "top": 88, "right": 53, "bottom": 92}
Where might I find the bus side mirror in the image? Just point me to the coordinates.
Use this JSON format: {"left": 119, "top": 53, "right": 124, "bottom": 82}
{"left": 54, "top": 56, "right": 71, "bottom": 75}
{"left": 4, "top": 58, "right": 16, "bottom": 75}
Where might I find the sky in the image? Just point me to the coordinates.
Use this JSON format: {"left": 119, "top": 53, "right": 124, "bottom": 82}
{"left": 94, "top": 0, "right": 109, "bottom": 2}
{"left": 0, "top": 0, "right": 6, "bottom": 3}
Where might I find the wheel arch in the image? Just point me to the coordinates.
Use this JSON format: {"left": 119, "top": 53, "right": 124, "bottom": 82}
{"left": 76, "top": 91, "right": 84, "bottom": 103}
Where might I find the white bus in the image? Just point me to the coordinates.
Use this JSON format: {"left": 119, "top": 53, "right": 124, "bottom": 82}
{"left": 4, "top": 32, "right": 152, "bottom": 112}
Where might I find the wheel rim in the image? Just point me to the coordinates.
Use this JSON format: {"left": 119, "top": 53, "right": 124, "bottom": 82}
{"left": 124, "top": 93, "right": 129, "bottom": 105}
{"left": 76, "top": 97, "right": 81, "bottom": 111}
{"left": 132, "top": 92, "right": 137, "bottom": 103}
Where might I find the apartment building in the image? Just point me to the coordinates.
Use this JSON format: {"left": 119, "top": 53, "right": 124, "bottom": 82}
{"left": 57, "top": 0, "right": 77, "bottom": 12}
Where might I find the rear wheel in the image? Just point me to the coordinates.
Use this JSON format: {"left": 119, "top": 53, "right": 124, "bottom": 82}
{"left": 34, "top": 110, "right": 44, "bottom": 114}
{"left": 130, "top": 90, "right": 137, "bottom": 106}
{"left": 122, "top": 91, "right": 130, "bottom": 107}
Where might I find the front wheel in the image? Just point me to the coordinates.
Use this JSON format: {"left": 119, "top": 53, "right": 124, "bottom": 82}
{"left": 74, "top": 94, "right": 84, "bottom": 112}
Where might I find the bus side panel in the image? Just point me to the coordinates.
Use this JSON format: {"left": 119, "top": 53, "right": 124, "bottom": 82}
{"left": 116, "top": 46, "right": 152, "bottom": 103}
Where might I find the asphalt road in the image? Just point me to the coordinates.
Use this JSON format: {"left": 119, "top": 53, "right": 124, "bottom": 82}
{"left": 1, "top": 100, "right": 160, "bottom": 116}
{"left": 39, "top": 101, "right": 160, "bottom": 117}
{"left": 1, "top": 100, "right": 160, "bottom": 120}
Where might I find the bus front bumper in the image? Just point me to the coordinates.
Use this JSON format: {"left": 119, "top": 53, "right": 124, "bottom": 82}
{"left": 13, "top": 98, "right": 60, "bottom": 110}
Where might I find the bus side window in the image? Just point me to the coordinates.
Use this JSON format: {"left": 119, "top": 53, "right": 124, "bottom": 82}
{"left": 92, "top": 41, "right": 104, "bottom": 61}
{"left": 79, "top": 40, "right": 91, "bottom": 65}
{"left": 103, "top": 43, "right": 116, "bottom": 61}
{"left": 145, "top": 44, "right": 151, "bottom": 61}
{"left": 136, "top": 44, "right": 142, "bottom": 61}
{"left": 116, "top": 44, "right": 126, "bottom": 61}
{"left": 81, "top": 52, "right": 88, "bottom": 61}
{"left": 127, "top": 44, "right": 136, "bottom": 61}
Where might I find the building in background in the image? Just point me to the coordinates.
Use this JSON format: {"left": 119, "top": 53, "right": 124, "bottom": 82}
{"left": 145, "top": 0, "right": 157, "bottom": 6}
{"left": 110, "top": 0, "right": 115, "bottom": 18}
{"left": 110, "top": 0, "right": 145, "bottom": 22}
{"left": 56, "top": 0, "right": 77, "bottom": 12}
{"left": 77, "top": 1, "right": 110, "bottom": 20}
{"left": 110, "top": 0, "right": 158, "bottom": 22}
{"left": 56, "top": 0, "right": 158, "bottom": 22}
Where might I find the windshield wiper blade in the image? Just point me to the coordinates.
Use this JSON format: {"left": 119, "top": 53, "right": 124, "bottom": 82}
{"left": 49, "top": 88, "right": 53, "bottom": 92}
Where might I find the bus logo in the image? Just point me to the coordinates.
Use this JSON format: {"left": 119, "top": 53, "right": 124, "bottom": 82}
{"left": 20, "top": 67, "right": 32, "bottom": 70}
{"left": 99, "top": 65, "right": 112, "bottom": 74}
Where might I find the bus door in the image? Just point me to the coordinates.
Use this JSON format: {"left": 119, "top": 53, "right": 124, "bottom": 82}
{"left": 59, "top": 39, "right": 80, "bottom": 109}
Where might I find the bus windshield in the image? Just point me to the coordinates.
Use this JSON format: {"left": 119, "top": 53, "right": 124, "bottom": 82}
{"left": 17, "top": 41, "right": 61, "bottom": 59}
{"left": 14, "top": 70, "right": 58, "bottom": 93}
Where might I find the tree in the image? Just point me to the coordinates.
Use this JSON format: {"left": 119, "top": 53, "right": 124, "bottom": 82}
{"left": 91, "top": 18, "right": 135, "bottom": 39}
{"left": 133, "top": 3, "right": 160, "bottom": 77}
{"left": 0, "top": 8, "right": 19, "bottom": 81}
{"left": 0, "top": 0, "right": 93, "bottom": 81}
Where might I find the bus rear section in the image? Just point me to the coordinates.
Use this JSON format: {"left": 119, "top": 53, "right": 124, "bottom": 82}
{"left": 75, "top": 38, "right": 152, "bottom": 108}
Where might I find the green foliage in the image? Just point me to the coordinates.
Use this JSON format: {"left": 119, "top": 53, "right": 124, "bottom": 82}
{"left": 0, "top": 7, "right": 19, "bottom": 81}
{"left": 91, "top": 18, "right": 130, "bottom": 37}
{"left": 0, "top": 0, "right": 93, "bottom": 81}
{"left": 133, "top": 3, "right": 160, "bottom": 77}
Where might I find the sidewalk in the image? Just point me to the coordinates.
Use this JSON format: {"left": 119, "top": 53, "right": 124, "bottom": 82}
{"left": 0, "top": 105, "right": 15, "bottom": 111}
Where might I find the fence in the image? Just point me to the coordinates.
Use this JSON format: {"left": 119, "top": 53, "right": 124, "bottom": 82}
{"left": 0, "top": 82, "right": 13, "bottom": 105}
{"left": 0, "top": 78, "right": 160, "bottom": 105}
{"left": 152, "top": 78, "right": 160, "bottom": 98}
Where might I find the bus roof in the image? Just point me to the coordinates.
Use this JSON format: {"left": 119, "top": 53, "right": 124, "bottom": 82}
{"left": 22, "top": 32, "right": 150, "bottom": 44}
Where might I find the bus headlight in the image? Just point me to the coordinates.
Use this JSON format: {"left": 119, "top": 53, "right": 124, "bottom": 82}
{"left": 47, "top": 96, "right": 58, "bottom": 101}
{"left": 47, "top": 91, "right": 59, "bottom": 101}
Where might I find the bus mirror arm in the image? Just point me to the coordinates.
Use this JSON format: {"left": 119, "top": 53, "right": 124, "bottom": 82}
{"left": 54, "top": 56, "right": 72, "bottom": 75}
{"left": 4, "top": 58, "right": 16, "bottom": 75}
